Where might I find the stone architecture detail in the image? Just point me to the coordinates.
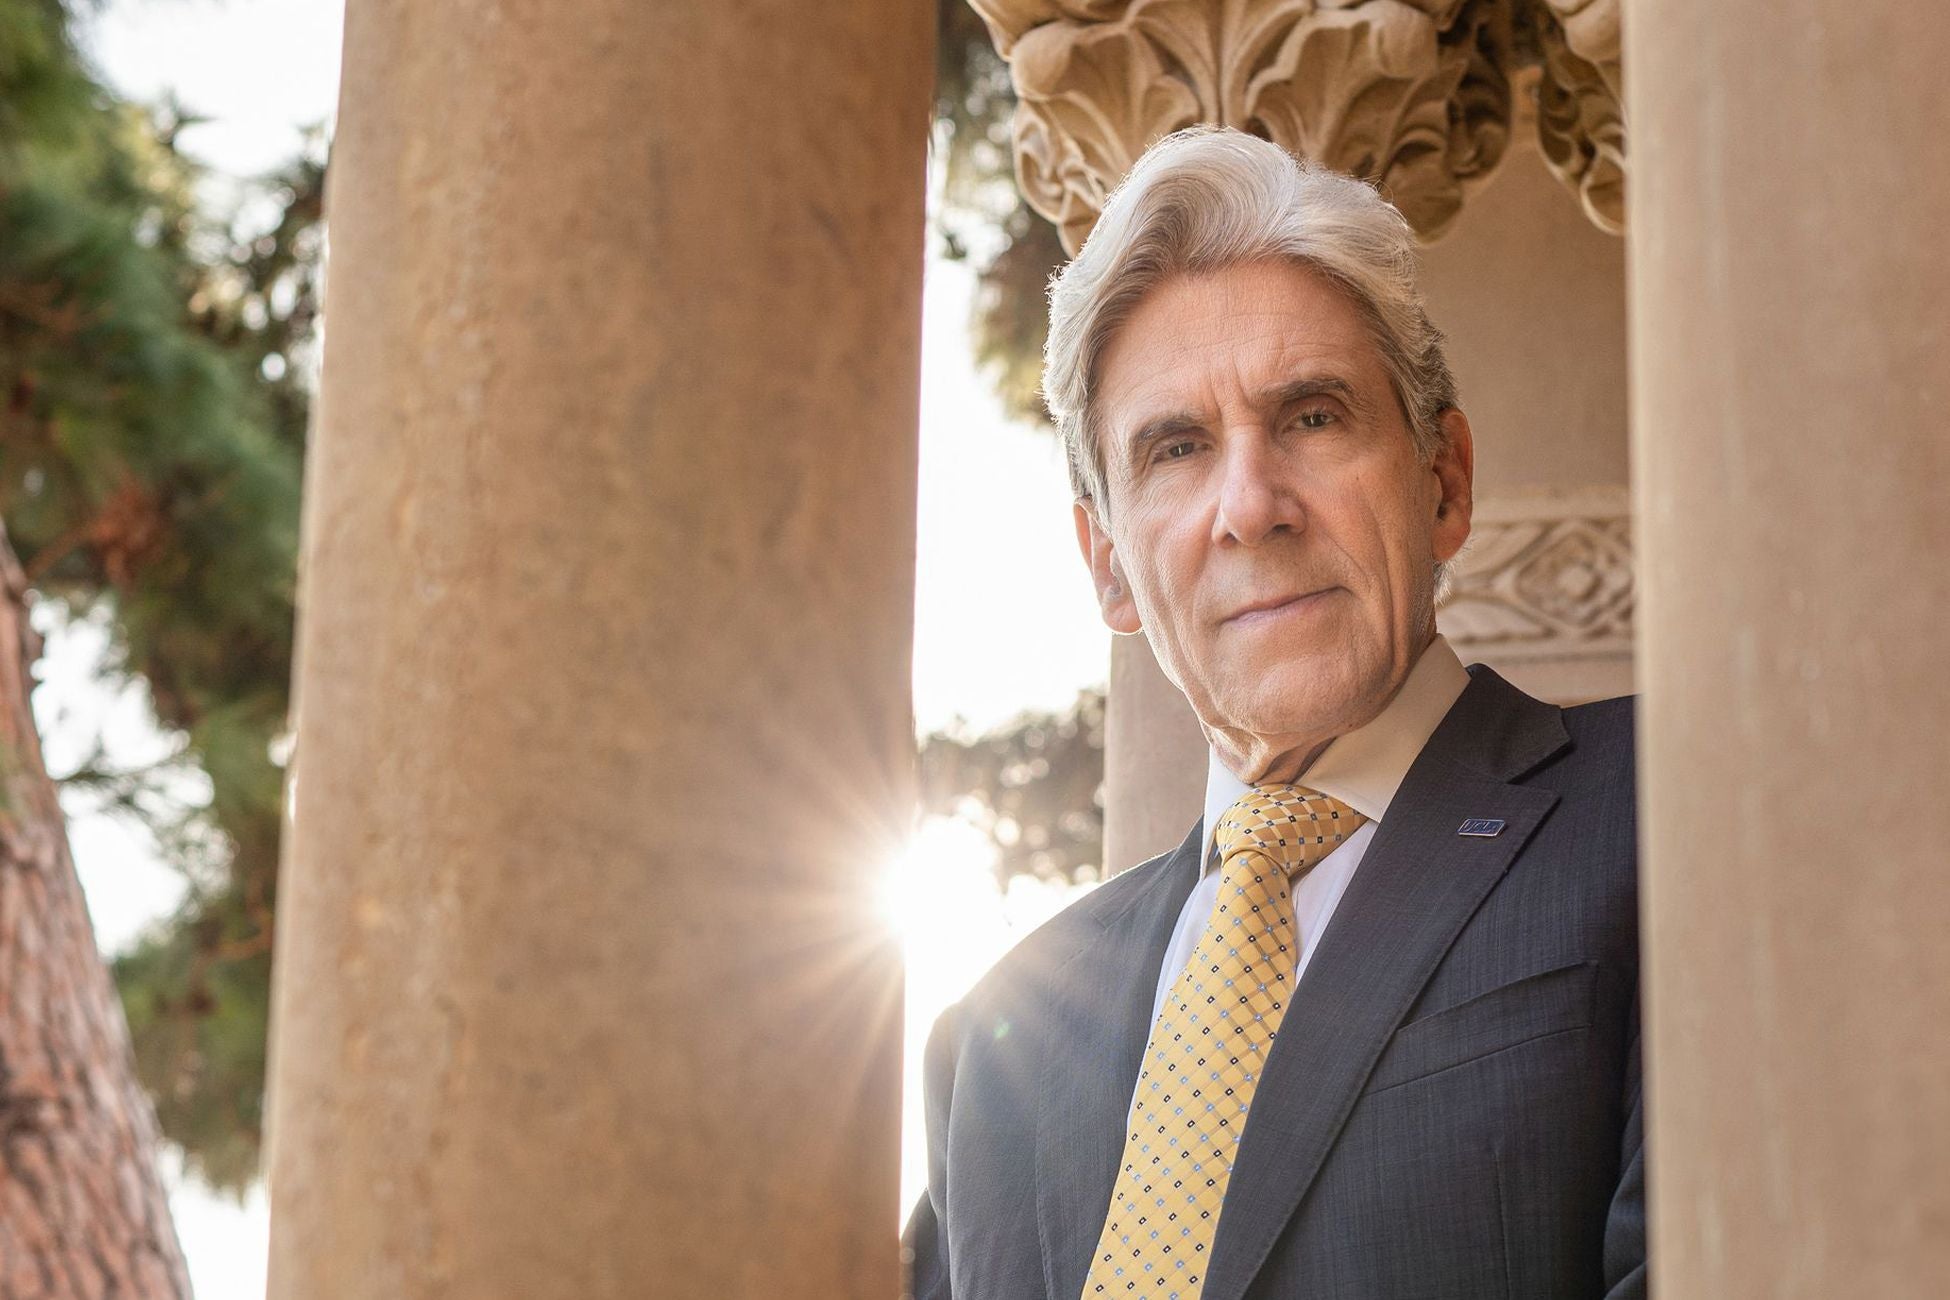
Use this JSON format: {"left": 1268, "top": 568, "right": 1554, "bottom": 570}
{"left": 1532, "top": 0, "right": 1625, "bottom": 232}
{"left": 967, "top": 0, "right": 1625, "bottom": 250}
{"left": 1437, "top": 485, "right": 1632, "bottom": 667}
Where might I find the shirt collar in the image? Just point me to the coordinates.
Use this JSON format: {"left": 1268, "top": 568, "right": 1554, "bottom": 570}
{"left": 1198, "top": 633, "right": 1471, "bottom": 872}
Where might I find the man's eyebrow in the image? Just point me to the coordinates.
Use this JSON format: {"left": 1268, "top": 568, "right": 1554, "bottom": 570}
{"left": 1254, "top": 374, "right": 1364, "bottom": 410}
{"left": 1121, "top": 410, "right": 1210, "bottom": 466}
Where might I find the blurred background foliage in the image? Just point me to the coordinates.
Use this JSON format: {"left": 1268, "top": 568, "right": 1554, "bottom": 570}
{"left": 2, "top": 0, "right": 319, "bottom": 1190}
{"left": 919, "top": 687, "right": 1106, "bottom": 885}
{"left": 934, "top": 0, "right": 1072, "bottom": 424}
{"left": 0, "top": 0, "right": 1098, "bottom": 1193}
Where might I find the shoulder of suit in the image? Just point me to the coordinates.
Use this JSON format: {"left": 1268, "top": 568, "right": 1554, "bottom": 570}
{"left": 1558, "top": 692, "right": 1636, "bottom": 755}
{"left": 1019, "top": 841, "right": 1181, "bottom": 950}
{"left": 952, "top": 839, "right": 1185, "bottom": 1013}
{"left": 1534, "top": 692, "right": 1638, "bottom": 815}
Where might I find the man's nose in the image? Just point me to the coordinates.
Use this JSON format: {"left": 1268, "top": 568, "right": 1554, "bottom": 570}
{"left": 1211, "top": 432, "right": 1304, "bottom": 546}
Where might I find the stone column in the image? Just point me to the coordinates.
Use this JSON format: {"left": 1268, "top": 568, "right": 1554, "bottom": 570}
{"left": 1628, "top": 4, "right": 1950, "bottom": 1294}
{"left": 1102, "top": 636, "right": 1207, "bottom": 873}
{"left": 263, "top": 3, "right": 932, "bottom": 1297}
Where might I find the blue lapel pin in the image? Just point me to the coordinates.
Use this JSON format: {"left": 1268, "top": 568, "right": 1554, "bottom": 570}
{"left": 1457, "top": 818, "right": 1506, "bottom": 837}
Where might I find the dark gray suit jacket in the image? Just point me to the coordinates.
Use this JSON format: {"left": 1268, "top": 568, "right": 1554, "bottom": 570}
{"left": 903, "top": 665, "right": 1646, "bottom": 1299}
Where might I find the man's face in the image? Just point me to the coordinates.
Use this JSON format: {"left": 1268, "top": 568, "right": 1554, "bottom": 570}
{"left": 1076, "top": 258, "right": 1473, "bottom": 770}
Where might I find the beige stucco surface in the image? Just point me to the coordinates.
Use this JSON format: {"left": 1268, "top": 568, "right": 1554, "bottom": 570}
{"left": 1420, "top": 146, "right": 1630, "bottom": 499}
{"left": 263, "top": 2, "right": 932, "bottom": 1295}
{"left": 1628, "top": 3, "right": 1950, "bottom": 1292}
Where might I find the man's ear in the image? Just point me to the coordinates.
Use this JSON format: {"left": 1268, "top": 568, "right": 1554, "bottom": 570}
{"left": 1429, "top": 406, "right": 1475, "bottom": 564}
{"left": 1073, "top": 499, "right": 1143, "bottom": 635}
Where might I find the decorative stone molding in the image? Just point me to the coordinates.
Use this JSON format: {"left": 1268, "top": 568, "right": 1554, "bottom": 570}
{"left": 1532, "top": 0, "right": 1625, "bottom": 233}
{"left": 1437, "top": 484, "right": 1633, "bottom": 664}
{"left": 967, "top": 0, "right": 1625, "bottom": 251}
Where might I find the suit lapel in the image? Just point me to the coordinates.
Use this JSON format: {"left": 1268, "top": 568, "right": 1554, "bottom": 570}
{"left": 1036, "top": 822, "right": 1203, "bottom": 1300}
{"left": 1198, "top": 666, "right": 1571, "bottom": 1300}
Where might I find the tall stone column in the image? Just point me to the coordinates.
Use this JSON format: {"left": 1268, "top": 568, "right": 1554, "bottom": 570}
{"left": 1102, "top": 636, "right": 1206, "bottom": 873}
{"left": 263, "top": 3, "right": 932, "bottom": 1297}
{"left": 1627, "top": 5, "right": 1950, "bottom": 1293}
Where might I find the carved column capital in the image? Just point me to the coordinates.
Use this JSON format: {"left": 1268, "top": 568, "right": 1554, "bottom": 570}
{"left": 967, "top": 0, "right": 1626, "bottom": 250}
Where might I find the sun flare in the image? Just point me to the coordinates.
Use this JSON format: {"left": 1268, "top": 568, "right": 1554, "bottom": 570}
{"left": 884, "top": 813, "right": 1099, "bottom": 1217}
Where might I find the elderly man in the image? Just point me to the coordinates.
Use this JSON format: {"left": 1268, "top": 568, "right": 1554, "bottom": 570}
{"left": 902, "top": 126, "right": 1644, "bottom": 1300}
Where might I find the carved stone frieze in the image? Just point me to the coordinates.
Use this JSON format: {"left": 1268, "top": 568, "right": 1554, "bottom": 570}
{"left": 1437, "top": 485, "right": 1633, "bottom": 662}
{"left": 967, "top": 0, "right": 1625, "bottom": 250}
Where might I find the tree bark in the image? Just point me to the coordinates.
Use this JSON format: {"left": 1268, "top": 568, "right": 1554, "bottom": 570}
{"left": 0, "top": 520, "right": 191, "bottom": 1298}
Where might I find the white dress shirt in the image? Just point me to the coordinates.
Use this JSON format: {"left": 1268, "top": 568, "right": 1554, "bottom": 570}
{"left": 1142, "top": 634, "right": 1473, "bottom": 1033}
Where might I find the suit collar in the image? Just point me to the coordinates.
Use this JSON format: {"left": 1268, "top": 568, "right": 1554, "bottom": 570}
{"left": 1036, "top": 665, "right": 1569, "bottom": 1300}
{"left": 1442, "top": 660, "right": 1575, "bottom": 783}
{"left": 1299, "top": 633, "right": 1475, "bottom": 817}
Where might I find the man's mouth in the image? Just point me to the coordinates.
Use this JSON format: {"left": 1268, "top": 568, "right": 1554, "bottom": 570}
{"left": 1222, "top": 587, "right": 1338, "bottom": 626}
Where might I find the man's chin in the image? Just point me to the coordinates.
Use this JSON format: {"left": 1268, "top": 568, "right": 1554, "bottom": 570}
{"left": 1213, "top": 663, "right": 1383, "bottom": 739}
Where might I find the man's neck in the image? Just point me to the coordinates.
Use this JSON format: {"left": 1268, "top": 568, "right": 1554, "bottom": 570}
{"left": 1196, "top": 632, "right": 1473, "bottom": 873}
{"left": 1205, "top": 732, "right": 1334, "bottom": 786}
{"left": 1200, "top": 627, "right": 1438, "bottom": 785}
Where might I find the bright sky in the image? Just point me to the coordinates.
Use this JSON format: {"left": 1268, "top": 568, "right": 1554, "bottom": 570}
{"left": 60, "top": 2, "right": 1108, "bottom": 1295}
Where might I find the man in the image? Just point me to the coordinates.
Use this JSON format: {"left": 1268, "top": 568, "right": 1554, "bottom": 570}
{"left": 903, "top": 126, "right": 1645, "bottom": 1299}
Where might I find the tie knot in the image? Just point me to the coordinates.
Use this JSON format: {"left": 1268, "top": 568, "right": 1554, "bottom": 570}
{"left": 1213, "top": 783, "right": 1368, "bottom": 879}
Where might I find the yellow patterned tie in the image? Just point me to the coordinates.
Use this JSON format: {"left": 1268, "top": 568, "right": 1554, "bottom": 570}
{"left": 1082, "top": 784, "right": 1368, "bottom": 1298}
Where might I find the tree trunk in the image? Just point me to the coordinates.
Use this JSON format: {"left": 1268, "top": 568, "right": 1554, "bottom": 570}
{"left": 0, "top": 521, "right": 191, "bottom": 1298}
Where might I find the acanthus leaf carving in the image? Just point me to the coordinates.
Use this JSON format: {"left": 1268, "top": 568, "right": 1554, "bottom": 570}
{"left": 1011, "top": 12, "right": 1205, "bottom": 252}
{"left": 966, "top": 0, "right": 1626, "bottom": 249}
{"left": 1532, "top": 0, "right": 1625, "bottom": 234}
{"left": 1244, "top": 2, "right": 1475, "bottom": 237}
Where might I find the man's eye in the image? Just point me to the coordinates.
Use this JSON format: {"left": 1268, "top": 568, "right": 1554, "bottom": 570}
{"left": 1160, "top": 441, "right": 1198, "bottom": 460}
{"left": 1294, "top": 408, "right": 1335, "bottom": 429}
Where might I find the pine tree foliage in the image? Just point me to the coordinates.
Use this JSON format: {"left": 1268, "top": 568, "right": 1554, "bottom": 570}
{"left": 0, "top": 0, "right": 317, "bottom": 1192}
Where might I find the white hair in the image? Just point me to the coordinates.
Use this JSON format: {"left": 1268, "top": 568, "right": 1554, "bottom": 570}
{"left": 1042, "top": 126, "right": 1459, "bottom": 514}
